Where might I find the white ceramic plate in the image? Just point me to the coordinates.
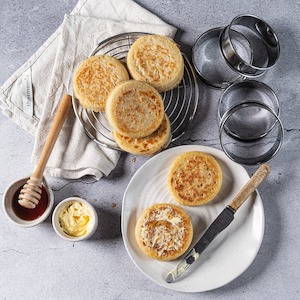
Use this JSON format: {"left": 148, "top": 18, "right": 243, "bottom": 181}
{"left": 121, "top": 145, "right": 264, "bottom": 292}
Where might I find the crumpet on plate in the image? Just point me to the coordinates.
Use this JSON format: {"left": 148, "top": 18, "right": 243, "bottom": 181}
{"left": 135, "top": 203, "right": 193, "bottom": 261}
{"left": 168, "top": 151, "right": 222, "bottom": 206}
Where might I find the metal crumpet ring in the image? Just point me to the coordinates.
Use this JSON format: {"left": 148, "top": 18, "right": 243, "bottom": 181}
{"left": 192, "top": 14, "right": 280, "bottom": 88}
{"left": 220, "top": 14, "right": 280, "bottom": 77}
{"left": 219, "top": 101, "right": 284, "bottom": 165}
{"left": 218, "top": 80, "right": 280, "bottom": 140}
{"left": 192, "top": 27, "right": 249, "bottom": 88}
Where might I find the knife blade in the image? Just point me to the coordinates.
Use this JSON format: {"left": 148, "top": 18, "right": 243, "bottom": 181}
{"left": 165, "top": 163, "right": 270, "bottom": 283}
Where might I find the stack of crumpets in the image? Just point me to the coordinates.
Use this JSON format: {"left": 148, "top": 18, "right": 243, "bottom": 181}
{"left": 113, "top": 113, "right": 171, "bottom": 156}
{"left": 106, "top": 80, "right": 171, "bottom": 156}
{"left": 73, "top": 34, "right": 186, "bottom": 155}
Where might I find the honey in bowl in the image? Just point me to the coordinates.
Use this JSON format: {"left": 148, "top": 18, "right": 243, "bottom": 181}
{"left": 12, "top": 185, "right": 49, "bottom": 221}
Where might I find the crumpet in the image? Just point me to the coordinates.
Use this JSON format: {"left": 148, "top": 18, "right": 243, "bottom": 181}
{"left": 127, "top": 35, "right": 184, "bottom": 92}
{"left": 106, "top": 80, "right": 164, "bottom": 138}
{"left": 168, "top": 151, "right": 222, "bottom": 206}
{"left": 135, "top": 203, "right": 193, "bottom": 261}
{"left": 74, "top": 55, "right": 129, "bottom": 112}
{"left": 113, "top": 113, "right": 171, "bottom": 156}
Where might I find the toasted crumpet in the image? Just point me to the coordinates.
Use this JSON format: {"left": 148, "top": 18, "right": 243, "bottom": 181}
{"left": 106, "top": 80, "right": 164, "bottom": 138}
{"left": 168, "top": 151, "right": 222, "bottom": 206}
{"left": 127, "top": 35, "right": 184, "bottom": 92}
{"left": 74, "top": 55, "right": 129, "bottom": 112}
{"left": 113, "top": 114, "right": 171, "bottom": 156}
{"left": 135, "top": 203, "right": 193, "bottom": 261}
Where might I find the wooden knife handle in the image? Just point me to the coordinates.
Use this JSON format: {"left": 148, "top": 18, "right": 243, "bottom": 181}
{"left": 229, "top": 164, "right": 271, "bottom": 211}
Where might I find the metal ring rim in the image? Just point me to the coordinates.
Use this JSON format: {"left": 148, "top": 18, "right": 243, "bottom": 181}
{"left": 219, "top": 101, "right": 284, "bottom": 165}
{"left": 217, "top": 79, "right": 281, "bottom": 140}
{"left": 220, "top": 14, "right": 280, "bottom": 76}
{"left": 192, "top": 27, "right": 245, "bottom": 88}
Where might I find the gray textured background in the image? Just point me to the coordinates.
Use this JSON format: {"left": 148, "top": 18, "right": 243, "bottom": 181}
{"left": 0, "top": 0, "right": 299, "bottom": 299}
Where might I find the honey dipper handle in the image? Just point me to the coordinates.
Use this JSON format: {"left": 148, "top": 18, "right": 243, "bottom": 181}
{"left": 229, "top": 164, "right": 271, "bottom": 211}
{"left": 32, "top": 94, "right": 72, "bottom": 180}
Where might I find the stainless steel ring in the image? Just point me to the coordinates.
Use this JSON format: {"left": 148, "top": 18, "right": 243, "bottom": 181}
{"left": 220, "top": 14, "right": 280, "bottom": 77}
{"left": 192, "top": 27, "right": 246, "bottom": 88}
{"left": 218, "top": 80, "right": 280, "bottom": 140}
{"left": 219, "top": 101, "right": 284, "bottom": 165}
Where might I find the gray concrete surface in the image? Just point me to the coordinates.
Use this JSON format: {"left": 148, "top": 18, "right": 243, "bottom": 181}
{"left": 0, "top": 0, "right": 299, "bottom": 299}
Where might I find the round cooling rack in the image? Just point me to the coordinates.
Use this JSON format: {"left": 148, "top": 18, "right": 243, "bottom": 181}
{"left": 72, "top": 32, "right": 200, "bottom": 151}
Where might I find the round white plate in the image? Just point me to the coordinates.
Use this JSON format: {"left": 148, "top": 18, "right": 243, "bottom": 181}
{"left": 121, "top": 145, "right": 264, "bottom": 292}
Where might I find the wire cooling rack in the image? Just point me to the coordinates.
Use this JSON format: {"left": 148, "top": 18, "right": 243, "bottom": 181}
{"left": 72, "top": 32, "right": 199, "bottom": 151}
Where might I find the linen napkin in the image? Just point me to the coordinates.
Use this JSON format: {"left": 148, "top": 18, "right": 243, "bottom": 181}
{"left": 0, "top": 0, "right": 176, "bottom": 179}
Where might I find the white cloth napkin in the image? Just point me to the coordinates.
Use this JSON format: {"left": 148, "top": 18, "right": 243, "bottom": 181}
{"left": 0, "top": 0, "right": 176, "bottom": 179}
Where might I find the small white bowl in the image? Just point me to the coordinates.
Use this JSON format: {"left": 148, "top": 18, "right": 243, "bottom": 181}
{"left": 2, "top": 176, "right": 54, "bottom": 227}
{"left": 52, "top": 197, "right": 98, "bottom": 242}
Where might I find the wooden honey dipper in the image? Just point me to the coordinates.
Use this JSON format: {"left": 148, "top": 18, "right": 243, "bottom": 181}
{"left": 18, "top": 94, "right": 72, "bottom": 209}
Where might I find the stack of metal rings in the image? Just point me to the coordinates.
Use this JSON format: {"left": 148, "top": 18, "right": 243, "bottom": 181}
{"left": 192, "top": 14, "right": 283, "bottom": 165}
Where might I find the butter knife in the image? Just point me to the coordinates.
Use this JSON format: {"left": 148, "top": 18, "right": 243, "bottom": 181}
{"left": 165, "top": 163, "right": 270, "bottom": 283}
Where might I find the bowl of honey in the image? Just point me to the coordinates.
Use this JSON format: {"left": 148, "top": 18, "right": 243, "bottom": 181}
{"left": 2, "top": 175, "right": 54, "bottom": 227}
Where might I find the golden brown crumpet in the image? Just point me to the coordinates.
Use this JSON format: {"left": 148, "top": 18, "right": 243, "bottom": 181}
{"left": 168, "top": 151, "right": 223, "bottom": 206}
{"left": 74, "top": 55, "right": 129, "bottom": 112}
{"left": 135, "top": 203, "right": 193, "bottom": 261}
{"left": 126, "top": 35, "right": 184, "bottom": 93}
{"left": 106, "top": 80, "right": 164, "bottom": 138}
{"left": 113, "top": 114, "right": 171, "bottom": 156}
